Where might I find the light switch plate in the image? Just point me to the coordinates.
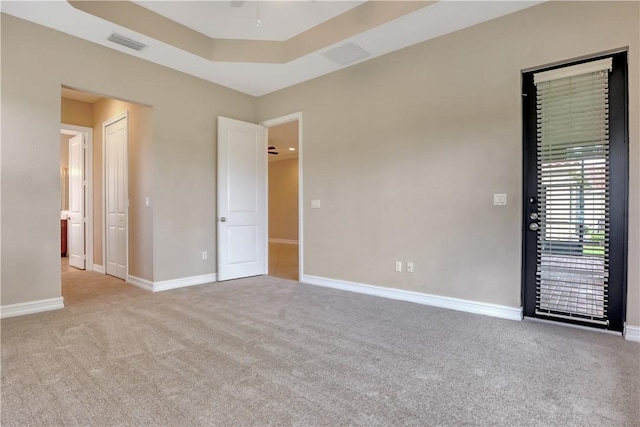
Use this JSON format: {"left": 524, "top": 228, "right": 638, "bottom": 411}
{"left": 311, "top": 200, "right": 321, "bottom": 209}
{"left": 494, "top": 194, "right": 507, "bottom": 206}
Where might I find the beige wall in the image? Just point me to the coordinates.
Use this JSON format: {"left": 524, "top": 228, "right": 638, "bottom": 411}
{"left": 59, "top": 134, "right": 70, "bottom": 171}
{"left": 92, "top": 98, "right": 153, "bottom": 280}
{"left": 61, "top": 97, "right": 93, "bottom": 128}
{"left": 258, "top": 1, "right": 640, "bottom": 325}
{"left": 269, "top": 158, "right": 299, "bottom": 241}
{"left": 1, "top": 14, "right": 256, "bottom": 305}
{"left": 1, "top": 3, "right": 638, "bottom": 328}
{"left": 60, "top": 134, "right": 71, "bottom": 211}
{"left": 60, "top": 96, "right": 154, "bottom": 279}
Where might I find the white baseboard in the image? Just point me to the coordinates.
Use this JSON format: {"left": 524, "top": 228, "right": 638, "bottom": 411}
{"left": 301, "top": 274, "right": 523, "bottom": 321}
{"left": 92, "top": 264, "right": 105, "bottom": 274}
{"left": 127, "top": 273, "right": 217, "bottom": 293}
{"left": 624, "top": 324, "right": 640, "bottom": 342}
{"left": 153, "top": 273, "right": 217, "bottom": 292}
{"left": 269, "top": 238, "right": 298, "bottom": 245}
{"left": 127, "top": 275, "right": 154, "bottom": 291}
{"left": 0, "top": 297, "right": 65, "bottom": 319}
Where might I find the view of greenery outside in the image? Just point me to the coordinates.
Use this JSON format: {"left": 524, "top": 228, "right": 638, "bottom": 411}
{"left": 584, "top": 228, "right": 605, "bottom": 256}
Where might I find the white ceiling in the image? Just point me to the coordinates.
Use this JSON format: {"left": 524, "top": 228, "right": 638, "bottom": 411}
{"left": 133, "top": 1, "right": 364, "bottom": 41}
{"left": 1, "top": 1, "right": 544, "bottom": 97}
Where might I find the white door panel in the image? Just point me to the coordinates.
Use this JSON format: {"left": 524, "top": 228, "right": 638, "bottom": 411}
{"left": 217, "top": 117, "right": 266, "bottom": 281}
{"left": 68, "top": 133, "right": 85, "bottom": 269}
{"left": 228, "top": 131, "right": 258, "bottom": 212}
{"left": 227, "top": 225, "right": 258, "bottom": 264}
{"left": 105, "top": 116, "right": 127, "bottom": 280}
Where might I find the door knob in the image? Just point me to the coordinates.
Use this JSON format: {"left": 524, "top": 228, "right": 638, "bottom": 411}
{"left": 529, "top": 223, "right": 539, "bottom": 231}
{"left": 219, "top": 217, "right": 226, "bottom": 222}
{"left": 529, "top": 212, "right": 539, "bottom": 220}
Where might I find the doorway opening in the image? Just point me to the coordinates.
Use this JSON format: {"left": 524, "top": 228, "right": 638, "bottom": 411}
{"left": 262, "top": 114, "right": 302, "bottom": 281}
{"left": 60, "top": 124, "right": 94, "bottom": 274}
{"left": 214, "top": 113, "right": 303, "bottom": 282}
{"left": 266, "top": 119, "right": 300, "bottom": 280}
{"left": 521, "top": 51, "right": 628, "bottom": 332}
{"left": 61, "top": 86, "right": 154, "bottom": 299}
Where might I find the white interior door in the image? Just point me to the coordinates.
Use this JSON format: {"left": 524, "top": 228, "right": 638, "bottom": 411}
{"left": 105, "top": 116, "right": 128, "bottom": 280}
{"left": 68, "top": 133, "right": 85, "bottom": 269}
{"left": 217, "top": 116, "right": 267, "bottom": 281}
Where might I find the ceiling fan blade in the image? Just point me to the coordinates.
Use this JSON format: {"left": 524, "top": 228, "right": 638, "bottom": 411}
{"left": 268, "top": 151, "right": 279, "bottom": 155}
{"left": 268, "top": 146, "right": 276, "bottom": 150}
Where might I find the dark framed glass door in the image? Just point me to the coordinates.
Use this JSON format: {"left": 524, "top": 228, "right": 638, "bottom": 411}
{"left": 522, "top": 52, "right": 628, "bottom": 332}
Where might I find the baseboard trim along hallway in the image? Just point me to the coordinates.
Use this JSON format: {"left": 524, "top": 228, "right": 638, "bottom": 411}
{"left": 301, "top": 275, "right": 523, "bottom": 321}
{"left": 0, "top": 297, "right": 65, "bottom": 319}
{"left": 624, "top": 324, "right": 640, "bottom": 342}
{"left": 268, "top": 238, "right": 299, "bottom": 245}
{"left": 128, "top": 273, "right": 218, "bottom": 293}
{"left": 127, "top": 275, "right": 154, "bottom": 291}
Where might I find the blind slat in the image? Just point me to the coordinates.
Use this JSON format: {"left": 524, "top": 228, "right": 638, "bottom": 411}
{"left": 533, "top": 62, "right": 610, "bottom": 321}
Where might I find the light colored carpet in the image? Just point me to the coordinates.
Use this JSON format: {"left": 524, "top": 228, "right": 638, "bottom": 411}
{"left": 1, "top": 266, "right": 639, "bottom": 426}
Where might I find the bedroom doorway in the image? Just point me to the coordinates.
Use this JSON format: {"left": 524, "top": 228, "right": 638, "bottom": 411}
{"left": 60, "top": 123, "right": 94, "bottom": 272}
{"left": 263, "top": 114, "right": 302, "bottom": 281}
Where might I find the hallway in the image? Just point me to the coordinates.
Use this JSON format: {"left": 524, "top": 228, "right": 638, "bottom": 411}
{"left": 62, "top": 245, "right": 300, "bottom": 305}
{"left": 268, "top": 242, "right": 298, "bottom": 281}
{"left": 61, "top": 257, "right": 132, "bottom": 306}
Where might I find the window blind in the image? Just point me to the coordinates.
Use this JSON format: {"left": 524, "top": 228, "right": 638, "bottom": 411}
{"left": 533, "top": 59, "right": 611, "bottom": 324}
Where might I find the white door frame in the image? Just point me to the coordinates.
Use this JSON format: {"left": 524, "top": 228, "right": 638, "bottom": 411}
{"left": 102, "top": 112, "right": 129, "bottom": 280}
{"left": 260, "top": 112, "right": 304, "bottom": 278}
{"left": 60, "top": 123, "right": 93, "bottom": 271}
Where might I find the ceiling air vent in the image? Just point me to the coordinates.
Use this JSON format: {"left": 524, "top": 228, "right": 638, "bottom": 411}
{"left": 107, "top": 32, "right": 146, "bottom": 52}
{"left": 322, "top": 42, "right": 370, "bottom": 66}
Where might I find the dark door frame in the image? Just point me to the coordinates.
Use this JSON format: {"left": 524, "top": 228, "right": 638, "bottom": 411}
{"left": 521, "top": 50, "right": 629, "bottom": 332}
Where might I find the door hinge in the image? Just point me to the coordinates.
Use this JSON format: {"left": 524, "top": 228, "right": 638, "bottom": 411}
{"left": 83, "top": 217, "right": 87, "bottom": 223}
{"left": 83, "top": 180, "right": 87, "bottom": 186}
{"left": 84, "top": 143, "right": 87, "bottom": 149}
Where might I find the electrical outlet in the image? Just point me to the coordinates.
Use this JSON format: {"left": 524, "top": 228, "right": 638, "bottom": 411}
{"left": 407, "top": 262, "right": 414, "bottom": 273}
{"left": 395, "top": 261, "right": 403, "bottom": 272}
{"left": 202, "top": 251, "right": 208, "bottom": 260}
{"left": 493, "top": 193, "right": 507, "bottom": 206}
